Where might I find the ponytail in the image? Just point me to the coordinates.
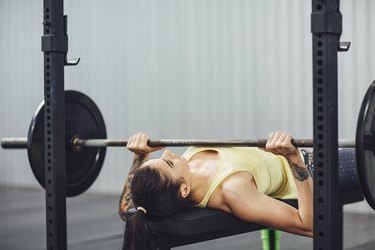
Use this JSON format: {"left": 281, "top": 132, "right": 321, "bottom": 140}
{"left": 123, "top": 210, "right": 155, "bottom": 250}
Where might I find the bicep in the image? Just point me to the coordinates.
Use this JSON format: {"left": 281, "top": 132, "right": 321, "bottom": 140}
{"left": 224, "top": 185, "right": 312, "bottom": 237}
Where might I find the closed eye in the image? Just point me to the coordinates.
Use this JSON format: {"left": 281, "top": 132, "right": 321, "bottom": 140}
{"left": 162, "top": 159, "right": 174, "bottom": 168}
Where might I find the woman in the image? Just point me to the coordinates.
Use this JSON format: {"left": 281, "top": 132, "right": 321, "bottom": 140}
{"left": 119, "top": 131, "right": 313, "bottom": 250}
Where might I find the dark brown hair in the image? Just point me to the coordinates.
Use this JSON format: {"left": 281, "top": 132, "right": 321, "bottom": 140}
{"left": 123, "top": 166, "right": 190, "bottom": 250}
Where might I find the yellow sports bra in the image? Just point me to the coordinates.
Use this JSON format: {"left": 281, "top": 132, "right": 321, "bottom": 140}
{"left": 182, "top": 147, "right": 298, "bottom": 208}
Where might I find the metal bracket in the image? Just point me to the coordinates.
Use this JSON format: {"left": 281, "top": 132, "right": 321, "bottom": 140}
{"left": 41, "top": 15, "right": 80, "bottom": 66}
{"left": 41, "top": 35, "right": 68, "bottom": 52}
{"left": 311, "top": 11, "right": 342, "bottom": 35}
{"left": 65, "top": 57, "right": 80, "bottom": 66}
{"left": 338, "top": 41, "right": 351, "bottom": 52}
{"left": 63, "top": 15, "right": 80, "bottom": 66}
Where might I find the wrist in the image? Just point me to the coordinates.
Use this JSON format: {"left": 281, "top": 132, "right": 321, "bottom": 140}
{"left": 134, "top": 153, "right": 149, "bottom": 161}
{"left": 287, "top": 154, "right": 305, "bottom": 167}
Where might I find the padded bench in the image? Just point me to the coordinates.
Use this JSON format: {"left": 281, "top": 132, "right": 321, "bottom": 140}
{"left": 127, "top": 190, "right": 363, "bottom": 250}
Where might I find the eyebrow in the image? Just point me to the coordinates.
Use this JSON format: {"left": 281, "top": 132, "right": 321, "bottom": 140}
{"left": 162, "top": 159, "right": 174, "bottom": 168}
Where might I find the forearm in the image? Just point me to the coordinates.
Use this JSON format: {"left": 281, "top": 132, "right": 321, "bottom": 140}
{"left": 287, "top": 155, "right": 314, "bottom": 231}
{"left": 118, "top": 153, "right": 149, "bottom": 220}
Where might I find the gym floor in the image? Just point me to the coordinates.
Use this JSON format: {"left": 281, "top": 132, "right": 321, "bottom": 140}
{"left": 1, "top": 186, "right": 374, "bottom": 250}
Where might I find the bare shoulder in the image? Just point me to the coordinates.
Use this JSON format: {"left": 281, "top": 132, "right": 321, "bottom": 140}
{"left": 207, "top": 172, "right": 257, "bottom": 212}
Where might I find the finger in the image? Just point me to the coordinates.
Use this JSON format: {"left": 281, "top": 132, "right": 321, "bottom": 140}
{"left": 281, "top": 135, "right": 298, "bottom": 155}
{"left": 267, "top": 131, "right": 282, "bottom": 150}
{"left": 133, "top": 133, "right": 143, "bottom": 148}
{"left": 266, "top": 132, "right": 275, "bottom": 148}
{"left": 272, "top": 131, "right": 282, "bottom": 143}
{"left": 275, "top": 132, "right": 288, "bottom": 148}
{"left": 281, "top": 135, "right": 293, "bottom": 147}
{"left": 141, "top": 133, "right": 149, "bottom": 142}
{"left": 127, "top": 135, "right": 135, "bottom": 149}
{"left": 140, "top": 134, "right": 151, "bottom": 149}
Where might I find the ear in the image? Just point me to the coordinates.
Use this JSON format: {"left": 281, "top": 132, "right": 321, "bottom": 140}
{"left": 179, "top": 182, "right": 191, "bottom": 199}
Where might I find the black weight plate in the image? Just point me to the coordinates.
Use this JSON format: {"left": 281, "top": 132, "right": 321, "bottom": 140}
{"left": 27, "top": 90, "right": 107, "bottom": 197}
{"left": 356, "top": 80, "right": 375, "bottom": 210}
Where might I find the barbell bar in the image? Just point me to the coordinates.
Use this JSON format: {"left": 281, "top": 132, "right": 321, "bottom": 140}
{"left": 1, "top": 137, "right": 357, "bottom": 149}
{"left": 1, "top": 84, "right": 375, "bottom": 211}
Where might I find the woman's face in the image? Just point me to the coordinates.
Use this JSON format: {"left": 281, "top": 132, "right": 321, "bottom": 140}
{"left": 143, "top": 149, "right": 190, "bottom": 183}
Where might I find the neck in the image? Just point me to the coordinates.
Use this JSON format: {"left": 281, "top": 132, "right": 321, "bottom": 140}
{"left": 187, "top": 156, "right": 219, "bottom": 205}
{"left": 188, "top": 168, "right": 208, "bottom": 205}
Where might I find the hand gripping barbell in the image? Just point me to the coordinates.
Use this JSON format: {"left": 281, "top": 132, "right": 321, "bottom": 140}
{"left": 2, "top": 82, "right": 375, "bottom": 210}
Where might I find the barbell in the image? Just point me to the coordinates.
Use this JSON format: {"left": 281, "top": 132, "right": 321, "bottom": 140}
{"left": 1, "top": 137, "right": 357, "bottom": 149}
{"left": 1, "top": 82, "right": 375, "bottom": 210}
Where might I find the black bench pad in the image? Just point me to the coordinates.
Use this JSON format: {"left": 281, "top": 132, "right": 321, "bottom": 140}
{"left": 126, "top": 193, "right": 362, "bottom": 249}
{"left": 144, "top": 200, "right": 298, "bottom": 236}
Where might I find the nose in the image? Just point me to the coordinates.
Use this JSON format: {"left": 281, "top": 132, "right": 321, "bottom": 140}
{"left": 161, "top": 149, "right": 172, "bottom": 159}
{"left": 161, "top": 149, "right": 179, "bottom": 160}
